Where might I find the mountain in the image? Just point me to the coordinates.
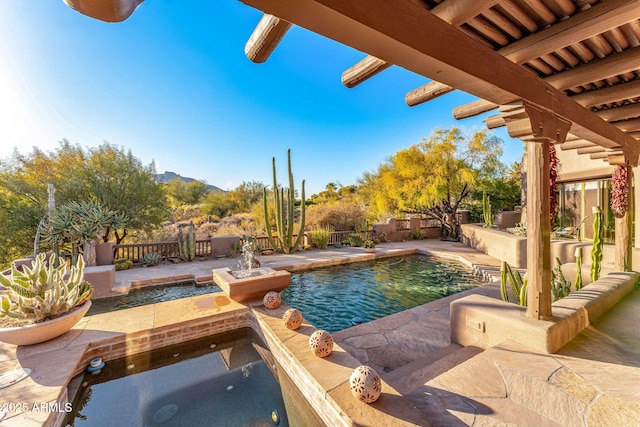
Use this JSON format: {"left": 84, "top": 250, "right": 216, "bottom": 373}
{"left": 155, "top": 171, "right": 225, "bottom": 192}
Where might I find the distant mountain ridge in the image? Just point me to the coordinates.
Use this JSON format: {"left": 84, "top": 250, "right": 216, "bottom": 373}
{"left": 155, "top": 171, "right": 224, "bottom": 192}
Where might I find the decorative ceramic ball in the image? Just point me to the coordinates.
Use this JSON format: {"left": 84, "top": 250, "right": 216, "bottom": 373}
{"left": 349, "top": 365, "right": 382, "bottom": 403}
{"left": 263, "top": 291, "right": 281, "bottom": 309}
{"left": 309, "top": 330, "right": 334, "bottom": 357}
{"left": 283, "top": 308, "right": 303, "bottom": 330}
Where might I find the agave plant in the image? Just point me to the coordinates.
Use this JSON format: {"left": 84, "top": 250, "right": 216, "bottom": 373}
{"left": 0, "top": 253, "right": 93, "bottom": 323}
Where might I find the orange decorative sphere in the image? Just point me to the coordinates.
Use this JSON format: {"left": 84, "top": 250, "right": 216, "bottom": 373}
{"left": 309, "top": 330, "right": 334, "bottom": 357}
{"left": 283, "top": 308, "right": 303, "bottom": 330}
{"left": 349, "top": 365, "right": 382, "bottom": 403}
{"left": 263, "top": 291, "right": 281, "bottom": 309}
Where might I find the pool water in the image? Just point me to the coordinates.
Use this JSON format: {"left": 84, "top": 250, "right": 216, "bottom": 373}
{"left": 64, "top": 329, "right": 297, "bottom": 427}
{"left": 281, "top": 254, "right": 486, "bottom": 333}
{"left": 87, "top": 281, "right": 221, "bottom": 315}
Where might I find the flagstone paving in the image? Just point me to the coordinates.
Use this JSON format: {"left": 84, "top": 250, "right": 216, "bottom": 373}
{"left": 0, "top": 240, "right": 638, "bottom": 426}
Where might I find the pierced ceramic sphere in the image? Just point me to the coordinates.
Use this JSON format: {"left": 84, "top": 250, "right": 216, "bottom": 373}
{"left": 283, "top": 308, "right": 303, "bottom": 330}
{"left": 309, "top": 330, "right": 334, "bottom": 357}
{"left": 349, "top": 365, "right": 382, "bottom": 403}
{"left": 263, "top": 291, "right": 281, "bottom": 309}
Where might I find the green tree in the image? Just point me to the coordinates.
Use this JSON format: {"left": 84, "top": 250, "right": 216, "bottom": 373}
{"left": 0, "top": 140, "right": 170, "bottom": 267}
{"left": 359, "top": 127, "right": 503, "bottom": 238}
{"left": 165, "top": 178, "right": 209, "bottom": 206}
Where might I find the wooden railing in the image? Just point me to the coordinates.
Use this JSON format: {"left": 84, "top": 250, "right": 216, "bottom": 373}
{"left": 114, "top": 240, "right": 211, "bottom": 261}
{"left": 113, "top": 230, "right": 375, "bottom": 262}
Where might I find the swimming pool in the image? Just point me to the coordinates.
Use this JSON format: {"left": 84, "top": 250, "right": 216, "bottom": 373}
{"left": 87, "top": 281, "right": 221, "bottom": 315}
{"left": 64, "top": 328, "right": 322, "bottom": 426}
{"left": 281, "top": 254, "right": 486, "bottom": 333}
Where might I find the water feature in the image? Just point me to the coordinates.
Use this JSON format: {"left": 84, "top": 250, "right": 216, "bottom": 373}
{"left": 87, "top": 281, "right": 221, "bottom": 316}
{"left": 63, "top": 328, "right": 322, "bottom": 426}
{"left": 232, "top": 238, "right": 257, "bottom": 279}
{"left": 281, "top": 254, "right": 486, "bottom": 333}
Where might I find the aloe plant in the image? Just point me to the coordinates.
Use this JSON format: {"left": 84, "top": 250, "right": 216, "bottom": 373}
{"left": 263, "top": 149, "right": 306, "bottom": 254}
{"left": 0, "top": 253, "right": 93, "bottom": 323}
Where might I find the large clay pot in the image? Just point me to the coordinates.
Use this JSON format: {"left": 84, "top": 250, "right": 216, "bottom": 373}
{"left": 95, "top": 242, "right": 115, "bottom": 266}
{"left": 0, "top": 300, "right": 92, "bottom": 346}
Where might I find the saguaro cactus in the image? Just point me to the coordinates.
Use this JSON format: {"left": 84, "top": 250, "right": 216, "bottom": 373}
{"left": 178, "top": 221, "right": 196, "bottom": 261}
{"left": 263, "top": 149, "right": 306, "bottom": 254}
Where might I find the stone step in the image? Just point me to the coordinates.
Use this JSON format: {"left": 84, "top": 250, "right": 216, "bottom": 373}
{"left": 385, "top": 344, "right": 483, "bottom": 395}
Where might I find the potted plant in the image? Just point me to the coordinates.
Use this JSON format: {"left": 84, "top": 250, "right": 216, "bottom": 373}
{"left": 0, "top": 253, "right": 93, "bottom": 346}
{"left": 364, "top": 240, "right": 376, "bottom": 253}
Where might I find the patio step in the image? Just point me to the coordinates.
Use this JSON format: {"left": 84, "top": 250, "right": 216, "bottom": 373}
{"left": 384, "top": 344, "right": 482, "bottom": 395}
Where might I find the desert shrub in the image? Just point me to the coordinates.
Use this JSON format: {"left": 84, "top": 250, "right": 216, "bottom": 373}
{"left": 172, "top": 204, "right": 205, "bottom": 222}
{"left": 309, "top": 228, "right": 331, "bottom": 249}
{"left": 410, "top": 230, "right": 424, "bottom": 240}
{"left": 306, "top": 201, "right": 367, "bottom": 231}
{"left": 344, "top": 233, "right": 364, "bottom": 247}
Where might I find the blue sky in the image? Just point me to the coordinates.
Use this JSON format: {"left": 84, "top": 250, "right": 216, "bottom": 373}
{"left": 0, "top": 1, "right": 523, "bottom": 195}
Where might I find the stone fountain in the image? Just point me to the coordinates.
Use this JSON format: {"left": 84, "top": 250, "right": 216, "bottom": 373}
{"left": 212, "top": 239, "right": 290, "bottom": 302}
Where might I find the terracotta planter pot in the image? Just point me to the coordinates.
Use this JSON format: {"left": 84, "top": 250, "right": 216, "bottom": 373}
{"left": 0, "top": 300, "right": 92, "bottom": 346}
{"left": 364, "top": 248, "right": 376, "bottom": 253}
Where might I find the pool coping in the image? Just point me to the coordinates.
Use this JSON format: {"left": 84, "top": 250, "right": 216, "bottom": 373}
{"left": 0, "top": 243, "right": 503, "bottom": 426}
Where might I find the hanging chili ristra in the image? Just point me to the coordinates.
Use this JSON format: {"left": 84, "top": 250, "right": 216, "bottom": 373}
{"left": 611, "top": 165, "right": 628, "bottom": 218}
{"left": 549, "top": 143, "right": 559, "bottom": 227}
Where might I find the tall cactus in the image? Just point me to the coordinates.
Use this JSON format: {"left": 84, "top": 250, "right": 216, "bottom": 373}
{"left": 499, "top": 260, "right": 527, "bottom": 306}
{"left": 263, "top": 149, "right": 306, "bottom": 254}
{"left": 178, "top": 221, "right": 196, "bottom": 262}
{"left": 574, "top": 247, "right": 583, "bottom": 291}
{"left": 482, "top": 191, "right": 493, "bottom": 227}
{"left": 590, "top": 206, "right": 603, "bottom": 282}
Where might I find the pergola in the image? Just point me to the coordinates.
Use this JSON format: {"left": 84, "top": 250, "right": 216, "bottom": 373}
{"left": 65, "top": 0, "right": 640, "bottom": 322}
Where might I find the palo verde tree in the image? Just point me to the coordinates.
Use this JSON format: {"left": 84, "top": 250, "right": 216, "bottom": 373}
{"left": 360, "top": 127, "right": 503, "bottom": 239}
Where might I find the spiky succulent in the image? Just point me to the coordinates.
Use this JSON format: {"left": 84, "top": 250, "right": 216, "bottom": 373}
{"left": 0, "top": 253, "right": 93, "bottom": 322}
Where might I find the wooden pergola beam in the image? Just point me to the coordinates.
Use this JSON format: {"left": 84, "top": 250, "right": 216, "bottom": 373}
{"left": 410, "top": 0, "right": 640, "bottom": 108}
{"left": 341, "top": 56, "right": 391, "bottom": 88}
{"left": 545, "top": 45, "right": 640, "bottom": 90}
{"left": 571, "top": 79, "right": 640, "bottom": 108}
{"left": 560, "top": 140, "right": 598, "bottom": 150}
{"left": 245, "top": 14, "right": 292, "bottom": 63}
{"left": 499, "top": 0, "right": 640, "bottom": 65}
{"left": 591, "top": 150, "right": 623, "bottom": 159}
{"left": 613, "top": 117, "right": 640, "bottom": 133}
{"left": 453, "top": 99, "right": 498, "bottom": 119}
{"left": 456, "top": 42, "right": 640, "bottom": 120}
{"left": 342, "top": 0, "right": 501, "bottom": 89}
{"left": 240, "top": 0, "right": 640, "bottom": 156}
{"left": 577, "top": 146, "right": 607, "bottom": 155}
{"left": 597, "top": 103, "right": 640, "bottom": 122}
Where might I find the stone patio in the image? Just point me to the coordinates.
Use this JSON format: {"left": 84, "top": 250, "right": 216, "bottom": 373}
{"left": 0, "top": 240, "right": 639, "bottom": 426}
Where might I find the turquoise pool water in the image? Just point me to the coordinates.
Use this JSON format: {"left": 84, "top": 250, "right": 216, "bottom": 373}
{"left": 87, "top": 281, "right": 221, "bottom": 315}
{"left": 281, "top": 254, "right": 485, "bottom": 333}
